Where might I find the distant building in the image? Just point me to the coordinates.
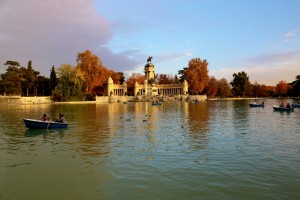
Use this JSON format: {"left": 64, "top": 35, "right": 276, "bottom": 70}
{"left": 106, "top": 58, "right": 188, "bottom": 96}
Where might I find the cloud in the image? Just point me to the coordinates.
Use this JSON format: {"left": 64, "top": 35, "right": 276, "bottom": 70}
{"left": 0, "top": 0, "right": 138, "bottom": 76}
{"left": 211, "top": 51, "right": 300, "bottom": 85}
{"left": 154, "top": 51, "right": 194, "bottom": 63}
{"left": 246, "top": 51, "right": 300, "bottom": 65}
{"left": 284, "top": 29, "right": 298, "bottom": 42}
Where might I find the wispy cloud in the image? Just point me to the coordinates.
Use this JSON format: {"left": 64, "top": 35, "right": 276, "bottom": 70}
{"left": 155, "top": 51, "right": 194, "bottom": 63}
{"left": 211, "top": 51, "right": 300, "bottom": 85}
{"left": 284, "top": 29, "right": 298, "bottom": 42}
{"left": 246, "top": 51, "right": 300, "bottom": 65}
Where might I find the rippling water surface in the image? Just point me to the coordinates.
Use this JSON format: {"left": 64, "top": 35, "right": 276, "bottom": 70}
{"left": 0, "top": 99, "right": 300, "bottom": 200}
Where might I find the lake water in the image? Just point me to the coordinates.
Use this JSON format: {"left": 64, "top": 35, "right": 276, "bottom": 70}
{"left": 0, "top": 99, "right": 300, "bottom": 200}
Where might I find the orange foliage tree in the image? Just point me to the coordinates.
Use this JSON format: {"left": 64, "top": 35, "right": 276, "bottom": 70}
{"left": 184, "top": 58, "right": 209, "bottom": 94}
{"left": 217, "top": 78, "right": 232, "bottom": 97}
{"left": 126, "top": 73, "right": 145, "bottom": 95}
{"left": 76, "top": 50, "right": 120, "bottom": 94}
{"left": 275, "top": 80, "right": 290, "bottom": 97}
{"left": 157, "top": 74, "right": 175, "bottom": 84}
{"left": 206, "top": 76, "right": 218, "bottom": 97}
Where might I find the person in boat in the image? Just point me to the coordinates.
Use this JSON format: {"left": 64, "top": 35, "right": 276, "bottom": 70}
{"left": 286, "top": 103, "right": 291, "bottom": 109}
{"left": 41, "top": 114, "right": 50, "bottom": 121}
{"left": 262, "top": 101, "right": 264, "bottom": 105}
{"left": 55, "top": 113, "right": 66, "bottom": 123}
{"left": 280, "top": 102, "right": 284, "bottom": 107}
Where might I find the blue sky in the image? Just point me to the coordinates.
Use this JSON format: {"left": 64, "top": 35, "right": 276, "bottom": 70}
{"left": 1, "top": 0, "right": 299, "bottom": 85}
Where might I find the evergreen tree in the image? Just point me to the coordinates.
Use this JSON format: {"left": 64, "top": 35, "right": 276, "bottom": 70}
{"left": 49, "top": 65, "right": 57, "bottom": 93}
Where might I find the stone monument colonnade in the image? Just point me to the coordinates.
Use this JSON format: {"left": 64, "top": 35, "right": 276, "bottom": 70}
{"left": 106, "top": 56, "right": 188, "bottom": 97}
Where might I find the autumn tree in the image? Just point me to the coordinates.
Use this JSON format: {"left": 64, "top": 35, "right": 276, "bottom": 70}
{"left": 76, "top": 50, "right": 120, "bottom": 95}
{"left": 126, "top": 73, "right": 145, "bottom": 96}
{"left": 250, "top": 83, "right": 270, "bottom": 97}
{"left": 157, "top": 74, "right": 175, "bottom": 84}
{"left": 217, "top": 78, "right": 232, "bottom": 97}
{"left": 174, "top": 75, "right": 180, "bottom": 83}
{"left": 76, "top": 50, "right": 104, "bottom": 93}
{"left": 206, "top": 76, "right": 218, "bottom": 98}
{"left": 275, "top": 80, "right": 290, "bottom": 97}
{"left": 184, "top": 58, "right": 209, "bottom": 94}
{"left": 230, "top": 71, "right": 250, "bottom": 97}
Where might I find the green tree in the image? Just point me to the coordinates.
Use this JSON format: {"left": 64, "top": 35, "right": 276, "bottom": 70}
{"left": 37, "top": 76, "right": 50, "bottom": 96}
{"left": 53, "top": 64, "right": 84, "bottom": 101}
{"left": 178, "top": 67, "right": 188, "bottom": 83}
{"left": 230, "top": 71, "right": 250, "bottom": 97}
{"left": 49, "top": 65, "right": 57, "bottom": 94}
{"left": 1, "top": 61, "right": 22, "bottom": 95}
{"left": 25, "top": 60, "right": 38, "bottom": 96}
{"left": 4, "top": 61, "right": 20, "bottom": 68}
{"left": 118, "top": 72, "right": 125, "bottom": 85}
{"left": 289, "top": 75, "right": 300, "bottom": 96}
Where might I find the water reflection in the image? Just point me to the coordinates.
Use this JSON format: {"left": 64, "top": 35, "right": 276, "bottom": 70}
{"left": 24, "top": 128, "right": 66, "bottom": 138}
{"left": 232, "top": 100, "right": 250, "bottom": 135}
{"left": 182, "top": 101, "right": 209, "bottom": 149}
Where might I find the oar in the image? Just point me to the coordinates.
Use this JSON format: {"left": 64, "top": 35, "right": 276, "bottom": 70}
{"left": 47, "top": 117, "right": 51, "bottom": 130}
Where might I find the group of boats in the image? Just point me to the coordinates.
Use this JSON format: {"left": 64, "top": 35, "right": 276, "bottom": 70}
{"left": 249, "top": 101, "right": 299, "bottom": 112}
{"left": 23, "top": 101, "right": 299, "bottom": 130}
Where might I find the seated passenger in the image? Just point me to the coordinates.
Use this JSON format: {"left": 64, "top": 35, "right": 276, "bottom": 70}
{"left": 41, "top": 114, "right": 50, "bottom": 121}
{"left": 55, "top": 113, "right": 66, "bottom": 123}
{"left": 286, "top": 103, "right": 291, "bottom": 108}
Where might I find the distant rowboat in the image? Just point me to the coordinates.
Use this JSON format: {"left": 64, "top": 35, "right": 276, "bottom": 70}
{"left": 292, "top": 103, "right": 300, "bottom": 108}
{"left": 23, "top": 118, "right": 68, "bottom": 129}
{"left": 272, "top": 106, "right": 294, "bottom": 112}
{"left": 249, "top": 103, "right": 264, "bottom": 107}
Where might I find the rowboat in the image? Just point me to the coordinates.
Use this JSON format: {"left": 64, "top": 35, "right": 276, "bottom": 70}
{"left": 272, "top": 106, "right": 294, "bottom": 112}
{"left": 152, "top": 102, "right": 162, "bottom": 106}
{"left": 249, "top": 103, "right": 264, "bottom": 107}
{"left": 292, "top": 103, "right": 300, "bottom": 108}
{"left": 23, "top": 118, "right": 68, "bottom": 129}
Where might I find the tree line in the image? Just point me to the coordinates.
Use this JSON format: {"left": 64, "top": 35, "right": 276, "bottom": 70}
{"left": 1, "top": 50, "right": 299, "bottom": 101}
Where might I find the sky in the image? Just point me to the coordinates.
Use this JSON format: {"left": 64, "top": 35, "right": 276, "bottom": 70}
{"left": 0, "top": 0, "right": 299, "bottom": 85}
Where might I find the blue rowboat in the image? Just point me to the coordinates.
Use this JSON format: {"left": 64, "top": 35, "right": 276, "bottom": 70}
{"left": 249, "top": 103, "right": 264, "bottom": 107}
{"left": 292, "top": 103, "right": 300, "bottom": 108}
{"left": 23, "top": 118, "right": 68, "bottom": 129}
{"left": 272, "top": 106, "right": 294, "bottom": 112}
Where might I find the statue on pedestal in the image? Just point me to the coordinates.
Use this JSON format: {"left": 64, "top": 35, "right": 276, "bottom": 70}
{"left": 147, "top": 56, "right": 153, "bottom": 63}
